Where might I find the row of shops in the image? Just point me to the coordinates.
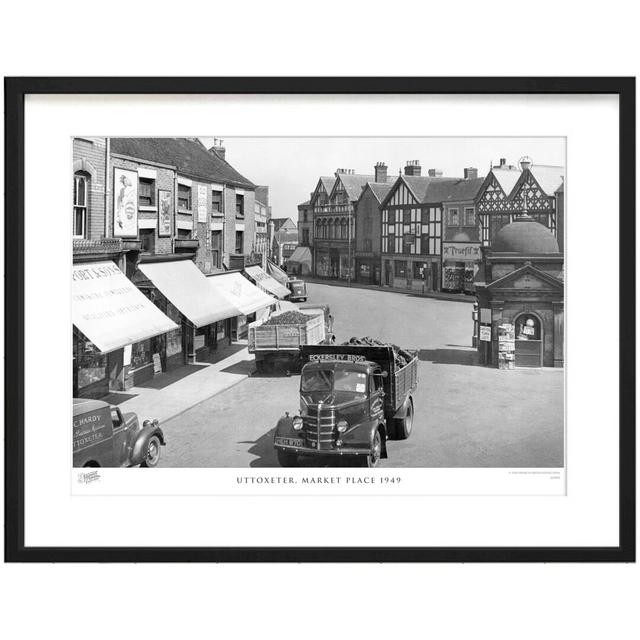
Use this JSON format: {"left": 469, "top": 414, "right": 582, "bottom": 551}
{"left": 72, "top": 256, "right": 287, "bottom": 399}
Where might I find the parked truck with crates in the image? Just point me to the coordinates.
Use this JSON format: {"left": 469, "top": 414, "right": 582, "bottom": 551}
{"left": 273, "top": 342, "right": 418, "bottom": 467}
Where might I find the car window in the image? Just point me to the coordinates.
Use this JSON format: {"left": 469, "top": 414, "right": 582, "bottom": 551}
{"left": 110, "top": 408, "right": 122, "bottom": 427}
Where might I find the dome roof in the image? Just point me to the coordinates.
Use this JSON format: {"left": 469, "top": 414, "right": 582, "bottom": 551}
{"left": 492, "top": 217, "right": 559, "bottom": 254}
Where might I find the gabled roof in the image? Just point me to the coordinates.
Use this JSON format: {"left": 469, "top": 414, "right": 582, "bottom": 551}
{"left": 332, "top": 173, "right": 375, "bottom": 202}
{"left": 358, "top": 181, "right": 395, "bottom": 205}
{"left": 297, "top": 200, "right": 311, "bottom": 208}
{"left": 423, "top": 178, "right": 485, "bottom": 204}
{"left": 491, "top": 167, "right": 521, "bottom": 195}
{"left": 528, "top": 165, "right": 564, "bottom": 196}
{"left": 110, "top": 137, "right": 255, "bottom": 189}
{"left": 320, "top": 176, "right": 336, "bottom": 193}
{"left": 400, "top": 175, "right": 454, "bottom": 203}
{"left": 271, "top": 217, "right": 296, "bottom": 232}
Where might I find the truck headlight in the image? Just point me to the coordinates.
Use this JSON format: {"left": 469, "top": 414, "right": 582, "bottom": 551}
{"left": 292, "top": 416, "right": 303, "bottom": 431}
{"left": 337, "top": 419, "right": 348, "bottom": 433}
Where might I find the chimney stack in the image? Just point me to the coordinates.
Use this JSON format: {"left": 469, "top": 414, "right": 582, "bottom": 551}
{"left": 374, "top": 162, "right": 388, "bottom": 183}
{"left": 499, "top": 157, "right": 507, "bottom": 167}
{"left": 464, "top": 167, "right": 478, "bottom": 180}
{"left": 208, "top": 137, "right": 226, "bottom": 161}
{"left": 428, "top": 168, "right": 443, "bottom": 177}
{"left": 404, "top": 160, "right": 422, "bottom": 176}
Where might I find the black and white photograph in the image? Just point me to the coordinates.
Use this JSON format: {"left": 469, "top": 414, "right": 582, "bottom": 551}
{"left": 72, "top": 136, "right": 566, "bottom": 472}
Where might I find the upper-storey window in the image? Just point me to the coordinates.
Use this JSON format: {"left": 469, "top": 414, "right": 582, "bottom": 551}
{"left": 178, "top": 184, "right": 192, "bottom": 210}
{"left": 212, "top": 189, "right": 223, "bottom": 213}
{"left": 236, "top": 194, "right": 244, "bottom": 217}
{"left": 138, "top": 177, "right": 156, "bottom": 207}
{"left": 73, "top": 173, "right": 88, "bottom": 238}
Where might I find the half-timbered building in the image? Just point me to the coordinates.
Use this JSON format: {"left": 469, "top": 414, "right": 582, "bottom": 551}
{"left": 475, "top": 158, "right": 564, "bottom": 249}
{"left": 380, "top": 164, "right": 483, "bottom": 292}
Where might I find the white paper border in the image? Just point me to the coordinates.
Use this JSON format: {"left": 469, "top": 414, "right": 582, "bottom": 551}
{"left": 23, "top": 93, "right": 619, "bottom": 547}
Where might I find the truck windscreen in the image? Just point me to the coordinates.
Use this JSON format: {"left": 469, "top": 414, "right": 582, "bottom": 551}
{"left": 301, "top": 369, "right": 367, "bottom": 404}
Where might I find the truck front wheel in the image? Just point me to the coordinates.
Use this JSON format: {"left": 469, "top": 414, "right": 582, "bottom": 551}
{"left": 361, "top": 430, "right": 382, "bottom": 467}
{"left": 277, "top": 450, "right": 298, "bottom": 467}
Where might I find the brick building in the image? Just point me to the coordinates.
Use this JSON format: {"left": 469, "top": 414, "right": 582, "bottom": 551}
{"left": 72, "top": 137, "right": 176, "bottom": 398}
{"left": 353, "top": 163, "right": 395, "bottom": 285}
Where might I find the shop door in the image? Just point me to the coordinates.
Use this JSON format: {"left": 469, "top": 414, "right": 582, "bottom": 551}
{"left": 514, "top": 314, "right": 542, "bottom": 368}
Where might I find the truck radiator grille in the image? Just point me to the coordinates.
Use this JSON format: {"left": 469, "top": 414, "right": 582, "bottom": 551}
{"left": 302, "top": 412, "right": 335, "bottom": 450}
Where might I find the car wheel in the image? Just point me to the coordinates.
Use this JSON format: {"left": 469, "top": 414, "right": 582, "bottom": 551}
{"left": 140, "top": 435, "right": 161, "bottom": 467}
{"left": 361, "top": 430, "right": 382, "bottom": 467}
{"left": 395, "top": 400, "right": 413, "bottom": 440}
{"left": 277, "top": 450, "right": 298, "bottom": 467}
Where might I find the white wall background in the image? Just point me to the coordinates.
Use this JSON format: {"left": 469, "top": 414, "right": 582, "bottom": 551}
{"left": 1, "top": 2, "right": 637, "bottom": 640}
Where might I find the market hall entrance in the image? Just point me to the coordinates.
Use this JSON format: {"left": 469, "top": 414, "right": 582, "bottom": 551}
{"left": 514, "top": 313, "right": 543, "bottom": 368}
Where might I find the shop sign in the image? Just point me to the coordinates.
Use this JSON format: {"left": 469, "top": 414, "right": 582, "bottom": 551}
{"left": 479, "top": 325, "right": 492, "bottom": 342}
{"left": 480, "top": 308, "right": 492, "bottom": 324}
{"left": 158, "top": 189, "right": 172, "bottom": 237}
{"left": 113, "top": 168, "right": 138, "bottom": 237}
{"left": 197, "top": 185, "right": 208, "bottom": 223}
{"left": 442, "top": 242, "right": 482, "bottom": 261}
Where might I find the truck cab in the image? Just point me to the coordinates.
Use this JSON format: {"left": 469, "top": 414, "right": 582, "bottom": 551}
{"left": 274, "top": 359, "right": 388, "bottom": 467}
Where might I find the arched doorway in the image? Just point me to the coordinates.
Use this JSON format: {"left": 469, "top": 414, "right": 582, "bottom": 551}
{"left": 514, "top": 312, "right": 543, "bottom": 368}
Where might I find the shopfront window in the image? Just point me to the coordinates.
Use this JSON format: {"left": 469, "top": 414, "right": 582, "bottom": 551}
{"left": 394, "top": 260, "right": 407, "bottom": 278}
{"left": 515, "top": 314, "right": 541, "bottom": 341}
{"left": 165, "top": 302, "right": 183, "bottom": 358}
{"left": 130, "top": 339, "right": 152, "bottom": 370}
{"left": 74, "top": 337, "right": 107, "bottom": 389}
{"left": 413, "top": 262, "right": 428, "bottom": 279}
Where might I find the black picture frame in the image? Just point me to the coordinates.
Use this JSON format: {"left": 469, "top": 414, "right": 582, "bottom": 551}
{"left": 4, "top": 77, "right": 635, "bottom": 563}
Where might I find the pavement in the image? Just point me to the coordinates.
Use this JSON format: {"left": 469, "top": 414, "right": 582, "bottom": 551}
{"left": 116, "top": 342, "right": 255, "bottom": 423}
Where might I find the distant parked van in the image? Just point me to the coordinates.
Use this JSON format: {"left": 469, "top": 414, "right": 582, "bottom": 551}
{"left": 73, "top": 398, "right": 165, "bottom": 468}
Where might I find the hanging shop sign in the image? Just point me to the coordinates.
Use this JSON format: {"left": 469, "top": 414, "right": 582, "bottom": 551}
{"left": 197, "top": 184, "right": 208, "bottom": 223}
{"left": 113, "top": 168, "right": 138, "bottom": 237}
{"left": 442, "top": 242, "right": 482, "bottom": 261}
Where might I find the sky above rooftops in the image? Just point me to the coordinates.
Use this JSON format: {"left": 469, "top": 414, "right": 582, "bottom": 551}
{"left": 199, "top": 137, "right": 565, "bottom": 217}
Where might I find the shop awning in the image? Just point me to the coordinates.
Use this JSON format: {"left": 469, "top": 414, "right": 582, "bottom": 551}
{"left": 266, "top": 260, "right": 290, "bottom": 286}
{"left": 244, "top": 265, "right": 290, "bottom": 299}
{"left": 138, "top": 259, "right": 242, "bottom": 328}
{"left": 207, "top": 272, "right": 275, "bottom": 316}
{"left": 72, "top": 261, "right": 179, "bottom": 353}
{"left": 287, "top": 246, "right": 312, "bottom": 268}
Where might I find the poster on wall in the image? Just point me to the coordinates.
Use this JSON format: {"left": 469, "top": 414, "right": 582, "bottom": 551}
{"left": 113, "top": 168, "right": 138, "bottom": 237}
{"left": 197, "top": 184, "right": 207, "bottom": 223}
{"left": 158, "top": 189, "right": 172, "bottom": 237}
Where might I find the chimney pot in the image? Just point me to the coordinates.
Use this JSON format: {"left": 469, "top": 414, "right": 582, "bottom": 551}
{"left": 404, "top": 160, "right": 422, "bottom": 177}
{"left": 374, "top": 162, "right": 388, "bottom": 183}
{"left": 464, "top": 167, "right": 478, "bottom": 180}
{"left": 428, "top": 168, "right": 443, "bottom": 177}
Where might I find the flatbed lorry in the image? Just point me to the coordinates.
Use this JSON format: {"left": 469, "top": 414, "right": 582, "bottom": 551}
{"left": 248, "top": 307, "right": 329, "bottom": 373}
{"left": 273, "top": 343, "right": 418, "bottom": 467}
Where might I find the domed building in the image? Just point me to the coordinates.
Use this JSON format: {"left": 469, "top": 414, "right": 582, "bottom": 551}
{"left": 474, "top": 215, "right": 564, "bottom": 368}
